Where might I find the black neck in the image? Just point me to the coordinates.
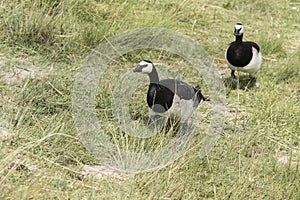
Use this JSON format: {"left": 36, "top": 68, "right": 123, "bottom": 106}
{"left": 148, "top": 66, "right": 159, "bottom": 83}
{"left": 235, "top": 34, "right": 243, "bottom": 43}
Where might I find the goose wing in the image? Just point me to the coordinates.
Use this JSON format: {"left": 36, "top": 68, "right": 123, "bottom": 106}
{"left": 245, "top": 41, "right": 260, "bottom": 52}
{"left": 159, "top": 79, "right": 196, "bottom": 100}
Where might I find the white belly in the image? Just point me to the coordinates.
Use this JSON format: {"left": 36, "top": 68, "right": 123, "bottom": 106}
{"left": 155, "top": 95, "right": 195, "bottom": 123}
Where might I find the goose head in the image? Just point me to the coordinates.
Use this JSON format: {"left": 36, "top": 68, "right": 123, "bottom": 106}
{"left": 133, "top": 60, "right": 159, "bottom": 83}
{"left": 133, "top": 60, "right": 154, "bottom": 74}
{"left": 234, "top": 23, "right": 244, "bottom": 36}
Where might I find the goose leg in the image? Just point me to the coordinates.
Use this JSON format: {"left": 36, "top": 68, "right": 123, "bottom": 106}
{"left": 249, "top": 74, "right": 257, "bottom": 83}
{"left": 231, "top": 70, "right": 238, "bottom": 83}
{"left": 249, "top": 75, "right": 256, "bottom": 85}
{"left": 242, "top": 73, "right": 257, "bottom": 91}
{"left": 247, "top": 75, "right": 257, "bottom": 91}
{"left": 178, "top": 121, "right": 189, "bottom": 135}
{"left": 148, "top": 114, "right": 165, "bottom": 132}
{"left": 176, "top": 120, "right": 198, "bottom": 137}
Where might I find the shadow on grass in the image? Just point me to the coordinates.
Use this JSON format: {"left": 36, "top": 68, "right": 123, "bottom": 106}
{"left": 131, "top": 113, "right": 186, "bottom": 137}
{"left": 224, "top": 75, "right": 257, "bottom": 91}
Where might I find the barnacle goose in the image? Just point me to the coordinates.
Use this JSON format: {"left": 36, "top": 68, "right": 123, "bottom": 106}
{"left": 225, "top": 23, "right": 262, "bottom": 83}
{"left": 133, "top": 60, "right": 207, "bottom": 132}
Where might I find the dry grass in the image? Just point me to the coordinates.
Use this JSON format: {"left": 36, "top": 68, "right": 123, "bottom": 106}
{"left": 0, "top": 0, "right": 299, "bottom": 199}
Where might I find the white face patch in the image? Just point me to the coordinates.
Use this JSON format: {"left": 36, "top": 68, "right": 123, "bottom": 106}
{"left": 235, "top": 24, "right": 244, "bottom": 35}
{"left": 138, "top": 60, "right": 153, "bottom": 74}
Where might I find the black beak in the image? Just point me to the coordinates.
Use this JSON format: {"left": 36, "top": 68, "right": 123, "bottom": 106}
{"left": 133, "top": 64, "right": 147, "bottom": 72}
{"left": 234, "top": 28, "right": 240, "bottom": 36}
{"left": 133, "top": 65, "right": 142, "bottom": 72}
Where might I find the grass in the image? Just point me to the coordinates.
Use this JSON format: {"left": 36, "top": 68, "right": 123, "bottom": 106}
{"left": 0, "top": 0, "right": 299, "bottom": 199}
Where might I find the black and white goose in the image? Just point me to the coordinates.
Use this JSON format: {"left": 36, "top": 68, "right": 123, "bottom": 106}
{"left": 133, "top": 60, "right": 207, "bottom": 131}
{"left": 225, "top": 23, "right": 262, "bottom": 82}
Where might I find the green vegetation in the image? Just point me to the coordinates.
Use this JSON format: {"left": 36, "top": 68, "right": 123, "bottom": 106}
{"left": 0, "top": 0, "right": 299, "bottom": 199}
